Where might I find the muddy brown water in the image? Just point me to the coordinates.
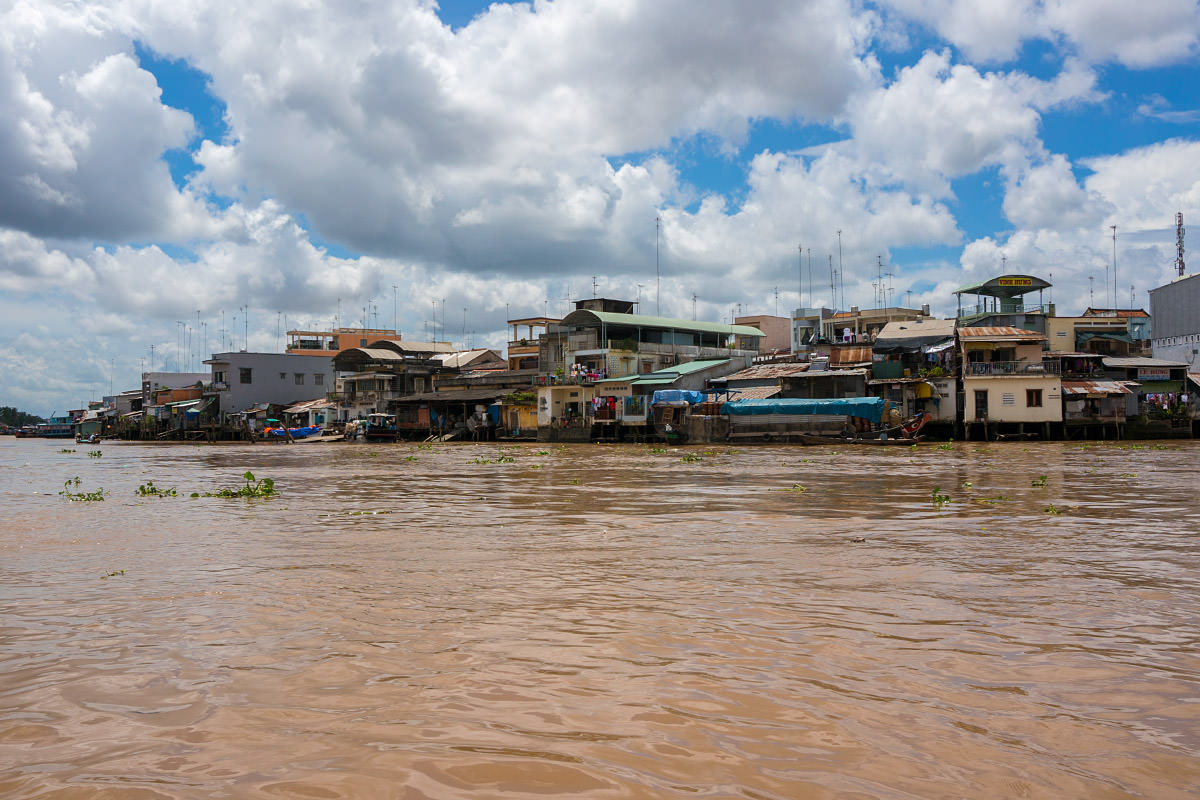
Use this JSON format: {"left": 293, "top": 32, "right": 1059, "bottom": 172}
{"left": 1, "top": 437, "right": 1198, "bottom": 799}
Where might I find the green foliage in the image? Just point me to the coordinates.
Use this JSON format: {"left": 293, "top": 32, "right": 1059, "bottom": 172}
{"left": 87, "top": 450, "right": 102, "bottom": 458}
{"left": 1044, "top": 504, "right": 1061, "bottom": 515}
{"left": 930, "top": 487, "right": 951, "bottom": 506}
{"left": 100, "top": 569, "right": 125, "bottom": 580}
{"left": 136, "top": 481, "right": 176, "bottom": 497}
{"left": 204, "top": 471, "right": 278, "bottom": 498}
{"left": 59, "top": 448, "right": 76, "bottom": 454}
{"left": 1031, "top": 475, "right": 1048, "bottom": 488}
{"left": 536, "top": 449, "right": 551, "bottom": 455}
{"left": 60, "top": 476, "right": 104, "bottom": 501}
{"left": 679, "top": 454, "right": 702, "bottom": 462}
{"left": 568, "top": 477, "right": 581, "bottom": 485}
{"left": 405, "top": 455, "right": 418, "bottom": 461}
{"left": 786, "top": 483, "right": 806, "bottom": 493}
{"left": 936, "top": 440, "right": 954, "bottom": 450}
{"left": 0, "top": 406, "right": 44, "bottom": 427}
{"left": 649, "top": 447, "right": 668, "bottom": 454}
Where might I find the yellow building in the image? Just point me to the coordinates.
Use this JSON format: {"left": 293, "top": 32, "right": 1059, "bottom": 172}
{"left": 960, "top": 326, "right": 1062, "bottom": 439}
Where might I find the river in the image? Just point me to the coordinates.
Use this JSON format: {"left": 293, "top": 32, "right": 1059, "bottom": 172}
{"left": 2, "top": 436, "right": 1198, "bottom": 799}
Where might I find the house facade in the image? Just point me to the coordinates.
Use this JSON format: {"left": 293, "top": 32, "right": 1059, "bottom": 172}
{"left": 959, "top": 327, "right": 1062, "bottom": 439}
{"left": 204, "top": 352, "right": 336, "bottom": 416}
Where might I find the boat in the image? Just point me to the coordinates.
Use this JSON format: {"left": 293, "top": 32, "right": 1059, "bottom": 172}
{"left": 363, "top": 413, "right": 398, "bottom": 443}
{"left": 37, "top": 417, "right": 76, "bottom": 438}
{"left": 263, "top": 425, "right": 323, "bottom": 440}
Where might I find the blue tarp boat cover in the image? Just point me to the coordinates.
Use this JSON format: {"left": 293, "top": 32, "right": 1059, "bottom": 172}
{"left": 721, "top": 397, "right": 885, "bottom": 423}
{"left": 651, "top": 389, "right": 707, "bottom": 405}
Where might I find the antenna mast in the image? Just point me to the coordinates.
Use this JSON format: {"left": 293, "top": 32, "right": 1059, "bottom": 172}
{"left": 1177, "top": 212, "right": 1186, "bottom": 277}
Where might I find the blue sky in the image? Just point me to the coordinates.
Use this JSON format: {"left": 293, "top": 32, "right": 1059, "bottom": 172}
{"left": 1, "top": 0, "right": 1199, "bottom": 415}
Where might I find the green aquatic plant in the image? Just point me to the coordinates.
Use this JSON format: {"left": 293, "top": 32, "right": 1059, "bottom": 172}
{"left": 59, "top": 448, "right": 76, "bottom": 454}
{"left": 87, "top": 450, "right": 102, "bottom": 458}
{"left": 786, "top": 483, "right": 806, "bottom": 493}
{"left": 961, "top": 481, "right": 973, "bottom": 489}
{"left": 1031, "top": 475, "right": 1048, "bottom": 488}
{"left": 936, "top": 439, "right": 954, "bottom": 450}
{"left": 204, "top": 471, "right": 278, "bottom": 498}
{"left": 568, "top": 477, "right": 581, "bottom": 485}
{"left": 679, "top": 454, "right": 702, "bottom": 463}
{"left": 1044, "top": 504, "right": 1061, "bottom": 515}
{"left": 136, "top": 481, "right": 176, "bottom": 497}
{"left": 649, "top": 447, "right": 668, "bottom": 454}
{"left": 100, "top": 569, "right": 125, "bottom": 580}
{"left": 60, "top": 476, "right": 104, "bottom": 501}
{"left": 405, "top": 455, "right": 418, "bottom": 462}
{"left": 930, "top": 487, "right": 951, "bottom": 506}
{"left": 536, "top": 449, "right": 551, "bottom": 455}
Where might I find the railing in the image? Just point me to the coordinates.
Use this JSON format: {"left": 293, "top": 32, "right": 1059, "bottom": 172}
{"left": 965, "top": 360, "right": 1061, "bottom": 376}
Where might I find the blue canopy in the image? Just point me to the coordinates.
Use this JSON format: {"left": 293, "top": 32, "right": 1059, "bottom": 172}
{"left": 721, "top": 397, "right": 885, "bottom": 423}
{"left": 651, "top": 389, "right": 707, "bottom": 405}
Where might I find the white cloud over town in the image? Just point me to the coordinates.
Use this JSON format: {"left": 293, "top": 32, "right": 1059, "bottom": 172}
{"left": 0, "top": 0, "right": 1198, "bottom": 414}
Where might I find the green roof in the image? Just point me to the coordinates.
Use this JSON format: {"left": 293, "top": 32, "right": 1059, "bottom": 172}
{"left": 632, "top": 377, "right": 678, "bottom": 385}
{"left": 561, "top": 309, "right": 764, "bottom": 337}
{"left": 658, "top": 358, "right": 732, "bottom": 375}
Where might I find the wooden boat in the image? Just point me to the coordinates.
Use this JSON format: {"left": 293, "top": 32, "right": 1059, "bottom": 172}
{"left": 363, "top": 413, "right": 398, "bottom": 443}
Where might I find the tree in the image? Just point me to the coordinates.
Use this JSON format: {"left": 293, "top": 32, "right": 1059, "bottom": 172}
{"left": 0, "top": 406, "right": 45, "bottom": 427}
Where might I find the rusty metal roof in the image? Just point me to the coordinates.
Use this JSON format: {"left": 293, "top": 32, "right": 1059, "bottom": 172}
{"left": 1061, "top": 380, "right": 1134, "bottom": 396}
{"left": 716, "top": 363, "right": 811, "bottom": 381}
{"left": 958, "top": 326, "right": 1045, "bottom": 340}
{"left": 830, "top": 346, "right": 873, "bottom": 366}
{"left": 725, "top": 385, "right": 781, "bottom": 400}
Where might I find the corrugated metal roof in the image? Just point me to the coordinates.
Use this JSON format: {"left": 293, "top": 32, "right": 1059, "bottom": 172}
{"left": 958, "top": 326, "right": 1045, "bottom": 339}
{"left": 660, "top": 358, "right": 731, "bottom": 375}
{"left": 830, "top": 346, "right": 873, "bottom": 365}
{"left": 560, "top": 309, "right": 765, "bottom": 337}
{"left": 1061, "top": 380, "right": 1134, "bottom": 396}
{"left": 726, "top": 385, "right": 781, "bottom": 400}
{"left": 284, "top": 398, "right": 337, "bottom": 413}
{"left": 715, "top": 362, "right": 811, "bottom": 381}
{"left": 1102, "top": 357, "right": 1188, "bottom": 368}
{"left": 1189, "top": 373, "right": 1200, "bottom": 388}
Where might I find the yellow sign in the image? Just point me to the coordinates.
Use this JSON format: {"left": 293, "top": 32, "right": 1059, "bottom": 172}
{"left": 998, "top": 277, "right": 1033, "bottom": 287}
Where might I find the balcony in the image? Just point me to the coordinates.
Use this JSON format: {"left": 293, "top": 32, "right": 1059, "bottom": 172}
{"left": 965, "top": 360, "right": 1060, "bottom": 376}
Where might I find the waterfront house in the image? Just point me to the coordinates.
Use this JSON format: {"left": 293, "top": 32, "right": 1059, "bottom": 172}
{"left": 538, "top": 298, "right": 764, "bottom": 381}
{"left": 507, "top": 316, "right": 559, "bottom": 370}
{"left": 204, "top": 351, "right": 337, "bottom": 417}
{"left": 869, "top": 317, "right": 959, "bottom": 428}
{"left": 959, "top": 326, "right": 1062, "bottom": 439}
{"left": 331, "top": 339, "right": 454, "bottom": 420}
{"left": 954, "top": 274, "right": 1053, "bottom": 333}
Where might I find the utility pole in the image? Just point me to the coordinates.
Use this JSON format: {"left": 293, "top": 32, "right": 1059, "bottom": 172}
{"left": 392, "top": 285, "right": 398, "bottom": 336}
{"left": 797, "top": 243, "right": 803, "bottom": 310}
{"left": 692, "top": 293, "right": 697, "bottom": 321}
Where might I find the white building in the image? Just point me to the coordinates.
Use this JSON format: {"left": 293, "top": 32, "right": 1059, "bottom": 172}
{"left": 1149, "top": 272, "right": 1200, "bottom": 371}
{"left": 204, "top": 352, "right": 336, "bottom": 415}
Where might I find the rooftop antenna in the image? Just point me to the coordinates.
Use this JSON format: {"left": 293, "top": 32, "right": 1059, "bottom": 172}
{"left": 392, "top": 285, "right": 398, "bottom": 336}
{"left": 876, "top": 256, "right": 883, "bottom": 308}
{"left": 592, "top": 275, "right": 597, "bottom": 298}
{"left": 1176, "top": 212, "right": 1186, "bottom": 277}
{"left": 1110, "top": 225, "right": 1118, "bottom": 308}
{"left": 636, "top": 283, "right": 643, "bottom": 313}
{"left": 828, "top": 255, "right": 835, "bottom": 311}
{"left": 837, "top": 230, "right": 844, "bottom": 311}
{"left": 797, "top": 243, "right": 803, "bottom": 310}
{"left": 692, "top": 293, "right": 697, "bottom": 320}
{"left": 1089, "top": 275, "right": 1094, "bottom": 306}
{"left": 807, "top": 248, "right": 812, "bottom": 313}
{"left": 149, "top": 344, "right": 155, "bottom": 372}
{"left": 655, "top": 216, "right": 661, "bottom": 315}
{"left": 774, "top": 286, "right": 779, "bottom": 317}
{"left": 243, "top": 305, "right": 248, "bottom": 351}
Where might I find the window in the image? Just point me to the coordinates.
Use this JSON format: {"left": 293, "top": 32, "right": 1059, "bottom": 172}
{"left": 213, "top": 371, "right": 226, "bottom": 384}
{"left": 413, "top": 377, "right": 425, "bottom": 393}
{"left": 239, "top": 368, "right": 252, "bottom": 384}
{"left": 280, "top": 372, "right": 287, "bottom": 380}
{"left": 314, "top": 373, "right": 324, "bottom": 386}
{"left": 295, "top": 373, "right": 304, "bottom": 385}
{"left": 1001, "top": 392, "right": 1015, "bottom": 405}
{"left": 360, "top": 338, "right": 368, "bottom": 347}
{"left": 1026, "top": 389, "right": 1043, "bottom": 407}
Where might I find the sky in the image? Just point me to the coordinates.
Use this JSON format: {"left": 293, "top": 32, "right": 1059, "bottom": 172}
{"left": 2, "top": 0, "right": 1199, "bottom": 416}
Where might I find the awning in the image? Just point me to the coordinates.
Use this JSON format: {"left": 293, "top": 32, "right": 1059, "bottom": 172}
{"left": 922, "top": 339, "right": 956, "bottom": 354}
{"left": 1133, "top": 380, "right": 1184, "bottom": 394}
{"left": 722, "top": 396, "right": 885, "bottom": 423}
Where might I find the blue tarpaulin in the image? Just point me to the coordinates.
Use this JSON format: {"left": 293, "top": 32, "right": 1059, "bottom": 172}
{"left": 651, "top": 390, "right": 707, "bottom": 405}
{"left": 721, "top": 397, "right": 885, "bottom": 423}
